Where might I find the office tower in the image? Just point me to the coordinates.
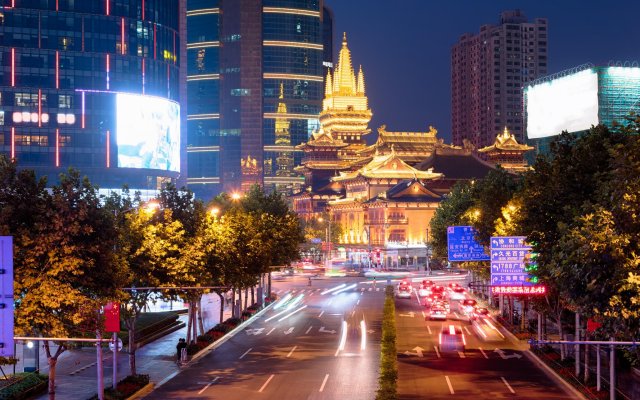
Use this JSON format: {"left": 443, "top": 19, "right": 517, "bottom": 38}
{"left": 0, "top": 0, "right": 187, "bottom": 194}
{"left": 186, "top": 0, "right": 329, "bottom": 198}
{"left": 451, "top": 10, "right": 548, "bottom": 148}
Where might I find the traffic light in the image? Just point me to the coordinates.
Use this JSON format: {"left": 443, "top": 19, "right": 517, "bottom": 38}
{"left": 524, "top": 247, "right": 539, "bottom": 283}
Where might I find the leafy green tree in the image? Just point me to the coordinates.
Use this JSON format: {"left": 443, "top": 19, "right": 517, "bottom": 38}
{"left": 429, "top": 182, "right": 474, "bottom": 260}
{"left": 5, "top": 168, "right": 125, "bottom": 399}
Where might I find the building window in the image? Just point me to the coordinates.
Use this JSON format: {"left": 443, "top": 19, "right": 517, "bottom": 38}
{"left": 59, "top": 95, "right": 72, "bottom": 108}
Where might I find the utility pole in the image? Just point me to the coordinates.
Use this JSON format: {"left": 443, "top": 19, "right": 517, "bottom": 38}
{"left": 425, "top": 227, "right": 431, "bottom": 275}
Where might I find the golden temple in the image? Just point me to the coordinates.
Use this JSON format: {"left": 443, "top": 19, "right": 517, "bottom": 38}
{"left": 291, "top": 33, "right": 532, "bottom": 269}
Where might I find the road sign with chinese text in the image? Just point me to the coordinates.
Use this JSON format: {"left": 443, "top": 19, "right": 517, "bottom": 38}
{"left": 490, "top": 236, "right": 542, "bottom": 293}
{"left": 447, "top": 226, "right": 490, "bottom": 262}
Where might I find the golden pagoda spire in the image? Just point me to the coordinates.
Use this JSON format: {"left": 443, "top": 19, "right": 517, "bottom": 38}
{"left": 356, "top": 65, "right": 365, "bottom": 95}
{"left": 325, "top": 69, "right": 333, "bottom": 98}
{"left": 276, "top": 83, "right": 287, "bottom": 114}
{"left": 333, "top": 32, "right": 356, "bottom": 95}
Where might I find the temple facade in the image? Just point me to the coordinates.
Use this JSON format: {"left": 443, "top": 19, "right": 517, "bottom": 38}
{"left": 291, "top": 34, "right": 532, "bottom": 270}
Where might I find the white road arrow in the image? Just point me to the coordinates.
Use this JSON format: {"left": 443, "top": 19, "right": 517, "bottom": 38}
{"left": 283, "top": 327, "right": 294, "bottom": 335}
{"left": 403, "top": 346, "right": 425, "bottom": 357}
{"left": 494, "top": 348, "right": 523, "bottom": 359}
{"left": 245, "top": 328, "right": 264, "bottom": 336}
{"left": 319, "top": 326, "right": 337, "bottom": 334}
{"left": 399, "top": 312, "right": 415, "bottom": 318}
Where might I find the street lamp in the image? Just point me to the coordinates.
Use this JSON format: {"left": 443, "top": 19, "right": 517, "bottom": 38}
{"left": 425, "top": 227, "right": 431, "bottom": 276}
{"left": 318, "top": 215, "right": 331, "bottom": 269}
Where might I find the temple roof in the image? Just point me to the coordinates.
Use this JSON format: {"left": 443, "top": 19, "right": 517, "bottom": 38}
{"left": 478, "top": 127, "right": 534, "bottom": 153}
{"left": 384, "top": 178, "right": 443, "bottom": 202}
{"left": 296, "top": 129, "right": 349, "bottom": 150}
{"left": 358, "top": 125, "right": 439, "bottom": 157}
{"left": 333, "top": 147, "right": 443, "bottom": 182}
{"left": 415, "top": 151, "right": 497, "bottom": 180}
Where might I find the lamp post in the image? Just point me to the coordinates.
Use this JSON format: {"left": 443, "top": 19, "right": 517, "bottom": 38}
{"left": 425, "top": 227, "right": 431, "bottom": 275}
{"left": 318, "top": 216, "right": 331, "bottom": 270}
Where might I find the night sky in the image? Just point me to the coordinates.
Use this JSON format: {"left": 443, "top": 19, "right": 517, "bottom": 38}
{"left": 324, "top": 0, "right": 640, "bottom": 143}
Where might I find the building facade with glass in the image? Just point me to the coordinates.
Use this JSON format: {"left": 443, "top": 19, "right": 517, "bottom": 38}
{"left": 186, "top": 0, "right": 330, "bottom": 199}
{"left": 0, "top": 0, "right": 187, "bottom": 191}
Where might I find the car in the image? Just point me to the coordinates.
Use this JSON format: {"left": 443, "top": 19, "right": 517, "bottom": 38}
{"left": 449, "top": 286, "right": 466, "bottom": 300}
{"left": 429, "top": 306, "right": 447, "bottom": 320}
{"left": 472, "top": 317, "right": 505, "bottom": 342}
{"left": 431, "top": 285, "right": 445, "bottom": 295}
{"left": 421, "top": 279, "right": 434, "bottom": 287}
{"left": 396, "top": 283, "right": 412, "bottom": 299}
{"left": 473, "top": 307, "right": 490, "bottom": 319}
{"left": 417, "top": 284, "right": 431, "bottom": 297}
{"left": 439, "top": 324, "right": 466, "bottom": 352}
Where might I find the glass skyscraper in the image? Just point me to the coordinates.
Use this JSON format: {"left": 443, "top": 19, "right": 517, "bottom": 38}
{"left": 186, "top": 0, "right": 331, "bottom": 199}
{"left": 0, "top": 0, "right": 187, "bottom": 193}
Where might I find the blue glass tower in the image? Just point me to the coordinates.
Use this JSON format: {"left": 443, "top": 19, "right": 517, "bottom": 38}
{"left": 0, "top": 0, "right": 186, "bottom": 193}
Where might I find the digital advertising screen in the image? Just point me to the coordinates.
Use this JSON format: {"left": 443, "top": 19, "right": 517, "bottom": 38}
{"left": 525, "top": 68, "right": 599, "bottom": 139}
{"left": 116, "top": 93, "right": 180, "bottom": 172}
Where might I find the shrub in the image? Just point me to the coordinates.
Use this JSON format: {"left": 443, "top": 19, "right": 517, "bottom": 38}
{"left": 87, "top": 374, "right": 149, "bottom": 400}
{"left": 0, "top": 373, "right": 47, "bottom": 400}
{"left": 224, "top": 317, "right": 242, "bottom": 328}
{"left": 197, "top": 334, "right": 213, "bottom": 344}
{"left": 377, "top": 285, "right": 397, "bottom": 400}
{"left": 186, "top": 342, "right": 203, "bottom": 355}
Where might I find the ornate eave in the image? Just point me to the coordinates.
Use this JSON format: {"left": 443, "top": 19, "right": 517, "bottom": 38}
{"left": 332, "top": 148, "right": 443, "bottom": 182}
{"left": 478, "top": 127, "right": 534, "bottom": 153}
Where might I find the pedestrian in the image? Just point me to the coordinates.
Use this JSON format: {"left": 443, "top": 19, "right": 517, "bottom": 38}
{"left": 308, "top": 276, "right": 312, "bottom": 286}
{"left": 176, "top": 338, "right": 186, "bottom": 363}
{"left": 373, "top": 278, "right": 376, "bottom": 288}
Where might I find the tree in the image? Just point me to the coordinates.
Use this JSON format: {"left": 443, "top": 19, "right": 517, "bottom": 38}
{"left": 429, "top": 182, "right": 474, "bottom": 260}
{"left": 8, "top": 168, "right": 125, "bottom": 399}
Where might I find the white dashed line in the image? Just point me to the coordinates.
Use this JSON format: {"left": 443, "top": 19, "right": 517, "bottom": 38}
{"left": 319, "top": 374, "right": 329, "bottom": 392}
{"left": 266, "top": 327, "right": 276, "bottom": 336}
{"left": 287, "top": 345, "right": 297, "bottom": 358}
{"left": 258, "top": 375, "right": 275, "bottom": 392}
{"left": 479, "top": 347, "right": 489, "bottom": 359}
{"left": 501, "top": 376, "right": 516, "bottom": 394}
{"left": 239, "top": 348, "right": 252, "bottom": 359}
{"left": 305, "top": 326, "right": 313, "bottom": 334}
{"left": 434, "top": 346, "right": 441, "bottom": 359}
{"left": 318, "top": 310, "right": 325, "bottom": 318}
{"left": 463, "top": 326, "right": 471, "bottom": 335}
{"left": 445, "top": 375, "right": 455, "bottom": 394}
{"left": 197, "top": 377, "right": 219, "bottom": 394}
{"left": 458, "top": 351, "right": 465, "bottom": 358}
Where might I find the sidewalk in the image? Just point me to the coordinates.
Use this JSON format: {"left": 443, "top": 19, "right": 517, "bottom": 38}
{"left": 23, "top": 294, "right": 232, "bottom": 400}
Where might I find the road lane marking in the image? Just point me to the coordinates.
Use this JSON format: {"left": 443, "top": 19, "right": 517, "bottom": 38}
{"left": 357, "top": 299, "right": 360, "bottom": 305}
{"left": 479, "top": 347, "right": 489, "bottom": 359}
{"left": 421, "top": 311, "right": 426, "bottom": 318}
{"left": 427, "top": 326, "right": 432, "bottom": 334}
{"left": 305, "top": 326, "right": 313, "bottom": 334}
{"left": 318, "top": 310, "right": 325, "bottom": 318}
{"left": 360, "top": 291, "right": 364, "bottom": 296}
{"left": 376, "top": 287, "right": 380, "bottom": 291}
{"left": 197, "top": 377, "right": 219, "bottom": 394}
{"left": 433, "top": 346, "right": 441, "bottom": 358}
{"left": 453, "top": 312, "right": 460, "bottom": 319}
{"left": 458, "top": 351, "right": 465, "bottom": 358}
{"left": 501, "top": 376, "right": 516, "bottom": 394}
{"left": 258, "top": 374, "right": 275, "bottom": 392}
{"left": 287, "top": 345, "right": 297, "bottom": 358}
{"left": 239, "top": 348, "right": 252, "bottom": 359}
{"left": 266, "top": 327, "right": 276, "bottom": 336}
{"left": 463, "top": 326, "right": 471, "bottom": 335}
{"left": 368, "top": 288, "right": 372, "bottom": 291}
{"left": 327, "top": 299, "right": 333, "bottom": 305}
{"left": 445, "top": 376, "right": 455, "bottom": 394}
{"left": 319, "top": 374, "right": 329, "bottom": 392}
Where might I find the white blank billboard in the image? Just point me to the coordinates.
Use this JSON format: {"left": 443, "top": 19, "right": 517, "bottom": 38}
{"left": 116, "top": 93, "right": 180, "bottom": 172}
{"left": 526, "top": 69, "right": 599, "bottom": 139}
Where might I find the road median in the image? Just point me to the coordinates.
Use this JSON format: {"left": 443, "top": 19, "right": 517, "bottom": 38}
{"left": 376, "top": 285, "right": 398, "bottom": 400}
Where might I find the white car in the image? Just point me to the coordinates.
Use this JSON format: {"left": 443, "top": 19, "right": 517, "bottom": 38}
{"left": 396, "top": 284, "right": 412, "bottom": 299}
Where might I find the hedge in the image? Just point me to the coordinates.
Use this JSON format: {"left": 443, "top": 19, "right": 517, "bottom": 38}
{"left": 87, "top": 374, "right": 150, "bottom": 400}
{"left": 376, "top": 285, "right": 397, "bottom": 400}
{"left": 0, "top": 373, "right": 47, "bottom": 400}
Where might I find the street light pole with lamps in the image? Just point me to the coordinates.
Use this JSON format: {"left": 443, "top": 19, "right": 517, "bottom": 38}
{"left": 317, "top": 215, "right": 332, "bottom": 270}
{"left": 425, "top": 227, "right": 431, "bottom": 275}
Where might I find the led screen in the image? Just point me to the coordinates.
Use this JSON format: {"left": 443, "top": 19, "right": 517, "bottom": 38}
{"left": 116, "top": 93, "right": 180, "bottom": 172}
{"left": 526, "top": 69, "right": 599, "bottom": 139}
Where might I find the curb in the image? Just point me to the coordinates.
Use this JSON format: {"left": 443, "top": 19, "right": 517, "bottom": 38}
{"left": 523, "top": 350, "right": 588, "bottom": 400}
{"left": 490, "top": 317, "right": 587, "bottom": 400}
{"left": 149, "top": 301, "right": 276, "bottom": 392}
{"left": 126, "top": 382, "right": 155, "bottom": 400}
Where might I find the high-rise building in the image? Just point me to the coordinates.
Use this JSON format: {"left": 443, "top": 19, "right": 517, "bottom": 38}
{"left": 451, "top": 10, "right": 548, "bottom": 148}
{"left": 0, "top": 0, "right": 187, "bottom": 195}
{"left": 186, "top": 0, "right": 330, "bottom": 199}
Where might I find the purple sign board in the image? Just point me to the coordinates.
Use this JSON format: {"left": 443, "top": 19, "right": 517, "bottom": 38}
{"left": 0, "top": 237, "right": 13, "bottom": 357}
{"left": 490, "top": 236, "right": 534, "bottom": 286}
{"left": 447, "top": 226, "right": 490, "bottom": 262}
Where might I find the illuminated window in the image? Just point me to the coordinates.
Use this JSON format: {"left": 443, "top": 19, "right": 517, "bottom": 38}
{"left": 59, "top": 95, "right": 71, "bottom": 108}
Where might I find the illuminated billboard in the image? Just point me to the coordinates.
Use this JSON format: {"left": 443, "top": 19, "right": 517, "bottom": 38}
{"left": 526, "top": 69, "right": 599, "bottom": 139}
{"left": 116, "top": 93, "right": 180, "bottom": 172}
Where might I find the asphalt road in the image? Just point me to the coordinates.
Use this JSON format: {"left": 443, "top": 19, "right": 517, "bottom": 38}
{"left": 395, "top": 276, "right": 577, "bottom": 399}
{"left": 146, "top": 275, "right": 384, "bottom": 399}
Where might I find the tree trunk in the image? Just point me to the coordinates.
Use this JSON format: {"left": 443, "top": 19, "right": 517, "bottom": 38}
{"left": 216, "top": 291, "right": 225, "bottom": 324}
{"left": 126, "top": 317, "right": 138, "bottom": 376}
{"left": 251, "top": 286, "right": 255, "bottom": 306}
{"left": 268, "top": 272, "right": 272, "bottom": 299}
{"left": 192, "top": 300, "right": 198, "bottom": 341}
{"left": 197, "top": 295, "right": 205, "bottom": 336}
{"left": 558, "top": 312, "right": 565, "bottom": 360}
{"left": 238, "top": 288, "right": 243, "bottom": 315}
{"left": 44, "top": 341, "right": 65, "bottom": 400}
{"left": 186, "top": 301, "right": 193, "bottom": 344}
{"left": 231, "top": 288, "right": 236, "bottom": 318}
{"left": 244, "top": 288, "right": 248, "bottom": 311}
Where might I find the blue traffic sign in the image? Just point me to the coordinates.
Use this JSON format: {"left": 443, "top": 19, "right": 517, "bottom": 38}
{"left": 447, "top": 226, "right": 490, "bottom": 262}
{"left": 490, "top": 236, "right": 535, "bottom": 287}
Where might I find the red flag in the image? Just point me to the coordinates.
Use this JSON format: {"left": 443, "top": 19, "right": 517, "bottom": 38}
{"left": 586, "top": 318, "right": 602, "bottom": 333}
{"left": 104, "top": 302, "right": 120, "bottom": 333}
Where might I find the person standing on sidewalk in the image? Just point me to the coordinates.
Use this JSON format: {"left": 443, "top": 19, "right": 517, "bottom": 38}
{"left": 176, "top": 338, "right": 186, "bottom": 363}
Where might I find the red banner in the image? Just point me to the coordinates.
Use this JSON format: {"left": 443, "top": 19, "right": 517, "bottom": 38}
{"left": 104, "top": 302, "right": 120, "bottom": 332}
{"left": 491, "top": 285, "right": 546, "bottom": 295}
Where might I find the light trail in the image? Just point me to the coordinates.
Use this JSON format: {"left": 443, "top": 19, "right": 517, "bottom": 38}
{"left": 360, "top": 319, "right": 367, "bottom": 350}
{"left": 277, "top": 305, "right": 308, "bottom": 322}
{"left": 321, "top": 283, "right": 346, "bottom": 295}
{"left": 333, "top": 283, "right": 358, "bottom": 295}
